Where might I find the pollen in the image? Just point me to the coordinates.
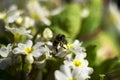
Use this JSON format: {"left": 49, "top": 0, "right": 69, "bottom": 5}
{"left": 25, "top": 47, "right": 34, "bottom": 54}
{"left": 16, "top": 17, "right": 23, "bottom": 24}
{"left": 73, "top": 59, "right": 82, "bottom": 67}
{"left": 65, "top": 44, "right": 74, "bottom": 50}
{"left": 68, "top": 78, "right": 77, "bottom": 80}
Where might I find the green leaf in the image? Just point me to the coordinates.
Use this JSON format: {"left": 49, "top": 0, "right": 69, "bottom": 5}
{"left": 85, "top": 45, "right": 97, "bottom": 67}
{"left": 105, "top": 57, "right": 120, "bottom": 80}
{"left": 78, "top": 0, "right": 103, "bottom": 38}
{"left": 91, "top": 58, "right": 118, "bottom": 80}
{"left": 52, "top": 3, "right": 82, "bottom": 40}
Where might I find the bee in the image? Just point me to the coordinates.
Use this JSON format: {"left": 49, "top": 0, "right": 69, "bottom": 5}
{"left": 53, "top": 34, "right": 67, "bottom": 52}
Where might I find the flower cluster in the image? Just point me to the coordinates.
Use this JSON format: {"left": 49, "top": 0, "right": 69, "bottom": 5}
{"left": 0, "top": 0, "right": 93, "bottom": 80}
{"left": 55, "top": 40, "right": 93, "bottom": 80}
{"left": 0, "top": 36, "right": 93, "bottom": 80}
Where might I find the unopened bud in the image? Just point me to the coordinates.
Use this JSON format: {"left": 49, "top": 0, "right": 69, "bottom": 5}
{"left": 43, "top": 28, "right": 53, "bottom": 40}
{"left": 25, "top": 54, "right": 34, "bottom": 64}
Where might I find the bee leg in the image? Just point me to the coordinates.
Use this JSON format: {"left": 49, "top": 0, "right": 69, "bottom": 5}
{"left": 61, "top": 44, "right": 66, "bottom": 49}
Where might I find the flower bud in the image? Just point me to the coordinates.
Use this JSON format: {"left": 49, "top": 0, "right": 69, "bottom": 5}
{"left": 43, "top": 28, "right": 53, "bottom": 40}
{"left": 23, "top": 63, "right": 32, "bottom": 73}
{"left": 25, "top": 54, "right": 34, "bottom": 64}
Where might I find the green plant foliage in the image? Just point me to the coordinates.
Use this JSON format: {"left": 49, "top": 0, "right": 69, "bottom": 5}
{"left": 86, "top": 45, "right": 97, "bottom": 67}
{"left": 78, "top": 0, "right": 103, "bottom": 38}
{"left": 51, "top": 3, "right": 81, "bottom": 40}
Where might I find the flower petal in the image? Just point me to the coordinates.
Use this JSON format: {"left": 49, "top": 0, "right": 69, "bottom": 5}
{"left": 25, "top": 40, "right": 33, "bottom": 48}
{"left": 54, "top": 70, "right": 67, "bottom": 80}
{"left": 60, "top": 65, "right": 72, "bottom": 77}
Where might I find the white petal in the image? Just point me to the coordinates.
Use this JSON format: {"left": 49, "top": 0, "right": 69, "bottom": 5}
{"left": 25, "top": 40, "right": 33, "bottom": 48}
{"left": 32, "top": 50, "right": 42, "bottom": 57}
{"left": 73, "top": 40, "right": 82, "bottom": 47}
{"left": 87, "top": 67, "right": 94, "bottom": 75}
{"left": 0, "top": 52, "right": 8, "bottom": 57}
{"left": 7, "top": 44, "right": 12, "bottom": 51}
{"left": 41, "top": 18, "right": 51, "bottom": 26}
{"left": 18, "top": 43, "right": 26, "bottom": 50}
{"left": 13, "top": 48, "right": 23, "bottom": 54}
{"left": 34, "top": 42, "right": 44, "bottom": 49}
{"left": 60, "top": 65, "right": 72, "bottom": 77}
{"left": 0, "top": 50, "right": 8, "bottom": 57}
{"left": 64, "top": 60, "right": 72, "bottom": 68}
{"left": 73, "top": 68, "right": 87, "bottom": 80}
{"left": 54, "top": 70, "right": 67, "bottom": 80}
{"left": 76, "top": 53, "right": 86, "bottom": 60}
{"left": 83, "top": 60, "right": 89, "bottom": 67}
{"left": 0, "top": 47, "right": 8, "bottom": 57}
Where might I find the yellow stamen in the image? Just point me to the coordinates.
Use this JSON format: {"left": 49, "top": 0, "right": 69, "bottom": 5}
{"left": 65, "top": 44, "right": 74, "bottom": 50}
{"left": 25, "top": 47, "right": 34, "bottom": 54}
{"left": 73, "top": 59, "right": 82, "bottom": 67}
{"left": 68, "top": 78, "right": 77, "bottom": 80}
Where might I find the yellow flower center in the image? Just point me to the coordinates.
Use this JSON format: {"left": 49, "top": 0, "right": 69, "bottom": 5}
{"left": 0, "top": 12, "right": 6, "bottom": 19}
{"left": 73, "top": 59, "right": 82, "bottom": 67}
{"left": 16, "top": 17, "right": 23, "bottom": 24}
{"left": 68, "top": 78, "right": 77, "bottom": 80}
{"left": 32, "top": 13, "right": 39, "bottom": 20}
{"left": 65, "top": 44, "right": 74, "bottom": 50}
{"left": 64, "top": 44, "right": 74, "bottom": 54}
{"left": 14, "top": 32, "right": 20, "bottom": 39}
{"left": 25, "top": 47, "right": 34, "bottom": 54}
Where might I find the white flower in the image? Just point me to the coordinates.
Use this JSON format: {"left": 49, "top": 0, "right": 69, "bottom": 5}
{"left": 69, "top": 40, "right": 86, "bottom": 56}
{"left": 55, "top": 39, "right": 93, "bottom": 80}
{"left": 23, "top": 16, "right": 35, "bottom": 28}
{"left": 64, "top": 55, "right": 89, "bottom": 69}
{"left": 55, "top": 59, "right": 93, "bottom": 80}
{"left": 0, "top": 44, "right": 12, "bottom": 57}
{"left": 36, "top": 41, "right": 52, "bottom": 58}
{"left": 55, "top": 65, "right": 82, "bottom": 80}
{"left": 109, "top": 2, "right": 120, "bottom": 33}
{"left": 55, "top": 53, "right": 93, "bottom": 80}
{"left": 13, "top": 40, "right": 39, "bottom": 57}
{"left": 5, "top": 5, "right": 23, "bottom": 23}
{"left": 55, "top": 65, "right": 93, "bottom": 80}
{"left": 72, "top": 67, "right": 93, "bottom": 80}
{"left": 13, "top": 40, "right": 51, "bottom": 58}
{"left": 27, "top": 0, "right": 51, "bottom": 25}
{"left": 55, "top": 40, "right": 86, "bottom": 59}
{"left": 6, "top": 27, "right": 33, "bottom": 39}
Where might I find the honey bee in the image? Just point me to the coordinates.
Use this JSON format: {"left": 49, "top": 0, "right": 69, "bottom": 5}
{"left": 53, "top": 34, "right": 67, "bottom": 52}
